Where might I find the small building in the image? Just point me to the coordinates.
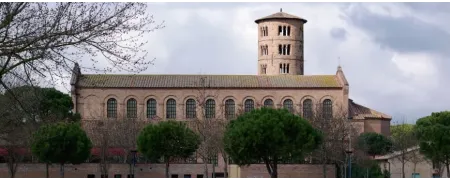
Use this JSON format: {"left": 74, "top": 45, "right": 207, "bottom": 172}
{"left": 375, "top": 146, "right": 447, "bottom": 178}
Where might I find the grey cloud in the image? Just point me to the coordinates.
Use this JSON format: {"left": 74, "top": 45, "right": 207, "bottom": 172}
{"left": 344, "top": 5, "right": 450, "bottom": 55}
{"left": 329, "top": 27, "right": 347, "bottom": 41}
{"left": 341, "top": 3, "right": 450, "bottom": 122}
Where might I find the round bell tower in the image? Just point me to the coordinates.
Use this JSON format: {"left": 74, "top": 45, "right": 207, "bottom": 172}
{"left": 255, "top": 9, "right": 307, "bottom": 75}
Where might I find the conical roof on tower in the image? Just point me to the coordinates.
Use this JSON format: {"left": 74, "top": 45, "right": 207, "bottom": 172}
{"left": 255, "top": 9, "right": 307, "bottom": 23}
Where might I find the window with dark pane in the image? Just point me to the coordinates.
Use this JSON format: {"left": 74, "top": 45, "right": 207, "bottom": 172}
{"left": 166, "top": 98, "right": 176, "bottom": 119}
{"left": 263, "top": 99, "right": 274, "bottom": 108}
{"left": 323, "top": 99, "right": 333, "bottom": 120}
{"left": 244, "top": 99, "right": 254, "bottom": 113}
{"left": 283, "top": 99, "right": 294, "bottom": 113}
{"left": 186, "top": 99, "right": 196, "bottom": 119}
{"left": 107, "top": 98, "right": 117, "bottom": 118}
{"left": 205, "top": 99, "right": 215, "bottom": 119}
{"left": 225, "top": 99, "right": 235, "bottom": 119}
{"left": 127, "top": 98, "right": 137, "bottom": 118}
{"left": 146, "top": 98, "right": 157, "bottom": 119}
{"left": 303, "top": 99, "right": 313, "bottom": 120}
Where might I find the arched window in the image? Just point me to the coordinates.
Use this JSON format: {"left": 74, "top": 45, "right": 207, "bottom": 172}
{"left": 127, "top": 98, "right": 137, "bottom": 119}
{"left": 265, "top": 26, "right": 268, "bottom": 36}
{"left": 265, "top": 45, "right": 268, "bottom": 55}
{"left": 244, "top": 99, "right": 254, "bottom": 113}
{"left": 303, "top": 99, "right": 313, "bottom": 120}
{"left": 283, "top": 99, "right": 294, "bottom": 113}
{"left": 323, "top": 99, "right": 333, "bottom": 120}
{"left": 263, "top": 99, "right": 274, "bottom": 108}
{"left": 107, "top": 98, "right": 117, "bottom": 118}
{"left": 287, "top": 26, "right": 291, "bottom": 36}
{"left": 205, "top": 99, "right": 215, "bottom": 119}
{"left": 186, "top": 99, "right": 196, "bottom": 119}
{"left": 166, "top": 98, "right": 176, "bottom": 119}
{"left": 278, "top": 44, "right": 282, "bottom": 55}
{"left": 146, "top": 98, "right": 157, "bottom": 119}
{"left": 225, "top": 99, "right": 235, "bottom": 119}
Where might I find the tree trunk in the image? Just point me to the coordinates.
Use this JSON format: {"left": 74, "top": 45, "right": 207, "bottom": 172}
{"left": 223, "top": 156, "right": 228, "bottom": 178}
{"left": 203, "top": 161, "right": 209, "bottom": 178}
{"left": 60, "top": 163, "right": 64, "bottom": 178}
{"left": 212, "top": 160, "right": 216, "bottom": 178}
{"left": 165, "top": 161, "right": 170, "bottom": 178}
{"left": 271, "top": 161, "right": 278, "bottom": 178}
{"left": 413, "top": 163, "right": 417, "bottom": 175}
{"left": 402, "top": 158, "right": 405, "bottom": 178}
{"left": 46, "top": 163, "right": 49, "bottom": 178}
{"left": 446, "top": 163, "right": 450, "bottom": 178}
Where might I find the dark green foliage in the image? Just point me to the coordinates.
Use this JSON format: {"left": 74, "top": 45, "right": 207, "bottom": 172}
{"left": 1, "top": 86, "right": 78, "bottom": 122}
{"left": 357, "top": 132, "right": 393, "bottom": 157}
{"left": 137, "top": 120, "right": 200, "bottom": 177}
{"left": 415, "top": 111, "right": 450, "bottom": 177}
{"left": 223, "top": 108, "right": 322, "bottom": 178}
{"left": 31, "top": 122, "right": 92, "bottom": 165}
{"left": 349, "top": 160, "right": 386, "bottom": 178}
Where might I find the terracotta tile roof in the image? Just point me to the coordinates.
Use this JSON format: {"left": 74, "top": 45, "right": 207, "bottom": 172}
{"left": 255, "top": 11, "right": 307, "bottom": 23}
{"left": 349, "top": 99, "right": 391, "bottom": 120}
{"left": 76, "top": 74, "right": 343, "bottom": 89}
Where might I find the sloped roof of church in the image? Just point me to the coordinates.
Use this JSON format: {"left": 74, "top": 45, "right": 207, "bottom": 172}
{"left": 255, "top": 11, "right": 307, "bottom": 23}
{"left": 349, "top": 99, "right": 391, "bottom": 120}
{"left": 76, "top": 74, "right": 343, "bottom": 89}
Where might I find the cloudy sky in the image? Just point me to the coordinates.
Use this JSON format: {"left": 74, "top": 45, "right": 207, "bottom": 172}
{"left": 71, "top": 2, "right": 450, "bottom": 123}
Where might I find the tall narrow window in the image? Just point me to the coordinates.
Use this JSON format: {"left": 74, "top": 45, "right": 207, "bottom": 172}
{"left": 288, "top": 26, "right": 291, "bottom": 36}
{"left": 279, "top": 64, "right": 283, "bottom": 74}
{"left": 265, "top": 26, "right": 268, "bottom": 36}
{"left": 287, "top": 64, "right": 290, "bottom": 74}
{"left": 303, "top": 99, "right": 313, "bottom": 120}
{"left": 107, "top": 98, "right": 117, "bottom": 118}
{"left": 283, "top": 99, "right": 294, "bottom": 113}
{"left": 323, "top": 99, "right": 333, "bottom": 120}
{"left": 127, "top": 98, "right": 137, "bottom": 119}
{"left": 260, "top": 46, "right": 264, "bottom": 55}
{"left": 261, "top": 27, "right": 264, "bottom": 37}
{"left": 263, "top": 99, "right": 274, "bottom": 108}
{"left": 186, "top": 99, "right": 196, "bottom": 119}
{"left": 147, "top": 98, "right": 157, "bottom": 119}
{"left": 278, "top": 26, "right": 282, "bottom": 35}
{"left": 244, "top": 99, "right": 254, "bottom": 113}
{"left": 287, "top": 44, "right": 291, "bottom": 55}
{"left": 265, "top": 45, "right": 268, "bottom": 55}
{"left": 278, "top": 44, "right": 282, "bottom": 55}
{"left": 283, "top": 26, "right": 287, "bottom": 36}
{"left": 225, "top": 99, "right": 235, "bottom": 119}
{"left": 166, "top": 98, "right": 176, "bottom": 119}
{"left": 283, "top": 45, "right": 287, "bottom": 55}
{"left": 261, "top": 64, "right": 267, "bottom": 74}
{"left": 205, "top": 99, "right": 215, "bottom": 119}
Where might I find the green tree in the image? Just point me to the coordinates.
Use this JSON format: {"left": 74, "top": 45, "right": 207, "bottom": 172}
{"left": 223, "top": 108, "right": 323, "bottom": 178}
{"left": 137, "top": 121, "right": 200, "bottom": 178}
{"left": 415, "top": 111, "right": 450, "bottom": 178}
{"left": 31, "top": 122, "right": 92, "bottom": 178}
{"left": 357, "top": 132, "right": 393, "bottom": 159}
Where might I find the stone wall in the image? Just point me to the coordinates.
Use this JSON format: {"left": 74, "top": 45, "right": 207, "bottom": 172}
{"left": 0, "top": 163, "right": 335, "bottom": 178}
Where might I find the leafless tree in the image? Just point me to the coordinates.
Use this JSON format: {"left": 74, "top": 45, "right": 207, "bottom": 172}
{"left": 305, "top": 103, "right": 360, "bottom": 178}
{"left": 190, "top": 76, "right": 227, "bottom": 178}
{"left": 0, "top": 2, "right": 164, "bottom": 110}
{"left": 406, "top": 147, "right": 424, "bottom": 176}
{"left": 391, "top": 118, "right": 417, "bottom": 178}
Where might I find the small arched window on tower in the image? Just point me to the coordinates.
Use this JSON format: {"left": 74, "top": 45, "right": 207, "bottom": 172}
{"left": 283, "top": 26, "right": 287, "bottom": 36}
{"left": 286, "top": 63, "right": 290, "bottom": 74}
{"left": 265, "top": 45, "right": 268, "bottom": 55}
{"left": 278, "top": 44, "right": 282, "bottom": 55}
{"left": 265, "top": 26, "right": 268, "bottom": 36}
{"left": 287, "top": 44, "right": 291, "bottom": 55}
{"left": 278, "top": 26, "right": 282, "bottom": 36}
{"left": 260, "top": 45, "right": 264, "bottom": 56}
{"left": 261, "top": 64, "right": 267, "bottom": 74}
{"left": 287, "top": 26, "right": 291, "bottom": 36}
{"left": 261, "top": 27, "right": 264, "bottom": 37}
